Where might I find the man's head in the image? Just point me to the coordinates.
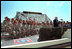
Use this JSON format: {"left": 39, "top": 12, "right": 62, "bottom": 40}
{"left": 5, "top": 17, "right": 8, "bottom": 20}
{"left": 55, "top": 17, "right": 58, "bottom": 19}
{"left": 11, "top": 18, "right": 14, "bottom": 21}
{"left": 67, "top": 21, "right": 69, "bottom": 23}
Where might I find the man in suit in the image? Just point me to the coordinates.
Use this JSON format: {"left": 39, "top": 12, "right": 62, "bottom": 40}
{"left": 53, "top": 17, "right": 59, "bottom": 27}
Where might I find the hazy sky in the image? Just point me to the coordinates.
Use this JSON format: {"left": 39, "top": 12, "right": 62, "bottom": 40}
{"left": 1, "top": 1, "right": 71, "bottom": 23}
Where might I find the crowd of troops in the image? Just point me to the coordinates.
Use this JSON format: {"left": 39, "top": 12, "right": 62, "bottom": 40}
{"left": 1, "top": 16, "right": 70, "bottom": 40}
{"left": 1, "top": 17, "right": 53, "bottom": 39}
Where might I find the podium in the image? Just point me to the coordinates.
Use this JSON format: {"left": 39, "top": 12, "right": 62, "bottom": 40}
{"left": 38, "top": 27, "right": 67, "bottom": 42}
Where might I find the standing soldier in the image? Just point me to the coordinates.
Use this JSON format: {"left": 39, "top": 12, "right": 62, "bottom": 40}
{"left": 50, "top": 21, "right": 53, "bottom": 28}
{"left": 6, "top": 17, "right": 12, "bottom": 36}
{"left": 7, "top": 17, "right": 10, "bottom": 25}
{"left": 12, "top": 19, "right": 18, "bottom": 38}
{"left": 29, "top": 17, "right": 32, "bottom": 30}
{"left": 6, "top": 17, "right": 11, "bottom": 31}
{"left": 42, "top": 22, "right": 45, "bottom": 28}
{"left": 30, "top": 18, "right": 36, "bottom": 36}
{"left": 22, "top": 20, "right": 26, "bottom": 28}
{"left": 32, "top": 18, "right": 36, "bottom": 29}
{"left": 25, "top": 20, "right": 29, "bottom": 37}
{"left": 4, "top": 17, "right": 10, "bottom": 33}
{"left": 35, "top": 21, "right": 40, "bottom": 34}
{"left": 10, "top": 18, "right": 14, "bottom": 33}
{"left": 46, "top": 21, "right": 50, "bottom": 28}
{"left": 17, "top": 19, "right": 22, "bottom": 38}
{"left": 26, "top": 20, "right": 30, "bottom": 29}
{"left": 22, "top": 20, "right": 26, "bottom": 37}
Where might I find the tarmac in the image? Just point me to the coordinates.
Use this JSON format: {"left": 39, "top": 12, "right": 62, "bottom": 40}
{"left": 1, "top": 34, "right": 39, "bottom": 47}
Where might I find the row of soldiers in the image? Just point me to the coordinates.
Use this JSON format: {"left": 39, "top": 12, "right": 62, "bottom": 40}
{"left": 1, "top": 17, "right": 39, "bottom": 39}
{"left": 1, "top": 16, "right": 53, "bottom": 39}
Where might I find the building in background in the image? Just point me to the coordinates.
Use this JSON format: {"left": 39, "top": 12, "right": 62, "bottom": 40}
{"left": 15, "top": 11, "right": 51, "bottom": 23}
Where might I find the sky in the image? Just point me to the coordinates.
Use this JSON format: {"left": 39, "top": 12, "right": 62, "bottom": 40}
{"left": 1, "top": 1, "right": 71, "bottom": 23}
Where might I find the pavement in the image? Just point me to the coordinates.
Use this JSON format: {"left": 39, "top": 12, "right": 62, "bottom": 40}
{"left": 1, "top": 34, "right": 39, "bottom": 47}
